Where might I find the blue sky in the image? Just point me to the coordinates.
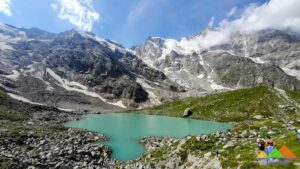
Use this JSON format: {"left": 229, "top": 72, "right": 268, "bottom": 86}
{"left": 0, "top": 0, "right": 269, "bottom": 47}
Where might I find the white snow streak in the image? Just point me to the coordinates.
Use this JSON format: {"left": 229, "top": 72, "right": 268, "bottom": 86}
{"left": 7, "top": 93, "right": 45, "bottom": 106}
{"left": 281, "top": 67, "right": 300, "bottom": 80}
{"left": 136, "top": 78, "right": 161, "bottom": 105}
{"left": 3, "top": 70, "right": 20, "bottom": 80}
{"left": 46, "top": 68, "right": 126, "bottom": 108}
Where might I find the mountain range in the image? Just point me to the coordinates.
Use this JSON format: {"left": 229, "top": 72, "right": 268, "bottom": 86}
{"left": 0, "top": 23, "right": 299, "bottom": 112}
{"left": 134, "top": 29, "right": 300, "bottom": 95}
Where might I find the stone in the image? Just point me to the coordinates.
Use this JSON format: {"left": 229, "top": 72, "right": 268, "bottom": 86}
{"left": 267, "top": 130, "right": 275, "bottom": 135}
{"left": 240, "top": 130, "right": 249, "bottom": 138}
{"left": 204, "top": 152, "right": 211, "bottom": 158}
{"left": 254, "top": 115, "right": 263, "bottom": 120}
{"left": 183, "top": 108, "right": 193, "bottom": 117}
{"left": 223, "top": 141, "right": 236, "bottom": 149}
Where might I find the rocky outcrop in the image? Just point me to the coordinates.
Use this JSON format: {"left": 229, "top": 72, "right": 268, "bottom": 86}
{"left": 203, "top": 52, "right": 300, "bottom": 91}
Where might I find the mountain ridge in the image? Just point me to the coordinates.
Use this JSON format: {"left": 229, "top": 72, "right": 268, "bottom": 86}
{"left": 0, "top": 24, "right": 183, "bottom": 112}
{"left": 0, "top": 23, "right": 300, "bottom": 112}
{"left": 133, "top": 28, "right": 300, "bottom": 94}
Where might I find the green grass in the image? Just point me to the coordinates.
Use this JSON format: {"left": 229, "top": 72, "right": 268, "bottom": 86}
{"left": 140, "top": 86, "right": 286, "bottom": 122}
{"left": 136, "top": 86, "right": 300, "bottom": 168}
{"left": 0, "top": 106, "right": 28, "bottom": 121}
{"left": 286, "top": 90, "right": 300, "bottom": 104}
{"left": 0, "top": 89, "right": 6, "bottom": 98}
{"left": 220, "top": 132, "right": 299, "bottom": 169}
{"left": 0, "top": 156, "right": 9, "bottom": 169}
{"left": 0, "top": 122, "right": 65, "bottom": 137}
{"left": 0, "top": 89, "right": 28, "bottom": 121}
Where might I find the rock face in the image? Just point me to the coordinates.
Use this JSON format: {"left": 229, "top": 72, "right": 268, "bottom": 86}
{"left": 0, "top": 24, "right": 182, "bottom": 111}
{"left": 133, "top": 29, "right": 300, "bottom": 94}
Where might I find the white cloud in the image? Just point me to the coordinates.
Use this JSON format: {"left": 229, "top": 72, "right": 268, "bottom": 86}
{"left": 199, "top": 0, "right": 300, "bottom": 48}
{"left": 0, "top": 0, "right": 12, "bottom": 16}
{"left": 208, "top": 16, "right": 215, "bottom": 27}
{"left": 51, "top": 0, "right": 100, "bottom": 32}
{"left": 224, "top": 0, "right": 300, "bottom": 32}
{"left": 226, "top": 7, "right": 236, "bottom": 17}
{"left": 164, "top": 0, "right": 300, "bottom": 52}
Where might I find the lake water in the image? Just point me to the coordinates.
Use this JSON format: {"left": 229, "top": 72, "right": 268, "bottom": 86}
{"left": 64, "top": 113, "right": 231, "bottom": 160}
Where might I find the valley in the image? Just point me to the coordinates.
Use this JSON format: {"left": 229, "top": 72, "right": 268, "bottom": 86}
{"left": 0, "top": 23, "right": 299, "bottom": 169}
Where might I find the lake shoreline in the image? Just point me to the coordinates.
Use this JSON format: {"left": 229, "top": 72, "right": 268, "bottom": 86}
{"left": 64, "top": 113, "right": 231, "bottom": 161}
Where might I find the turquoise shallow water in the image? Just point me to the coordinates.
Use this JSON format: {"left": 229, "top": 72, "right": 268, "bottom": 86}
{"left": 64, "top": 113, "right": 231, "bottom": 160}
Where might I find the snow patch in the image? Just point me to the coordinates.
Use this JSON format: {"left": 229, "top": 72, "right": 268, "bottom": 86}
{"left": 136, "top": 78, "right": 161, "bottom": 105}
{"left": 24, "top": 63, "right": 54, "bottom": 91}
{"left": 3, "top": 70, "right": 20, "bottom": 80}
{"left": 281, "top": 67, "right": 300, "bottom": 80}
{"left": 57, "top": 107, "right": 74, "bottom": 112}
{"left": 210, "top": 82, "right": 227, "bottom": 90}
{"left": 79, "top": 32, "right": 129, "bottom": 54}
{"left": 197, "top": 74, "right": 204, "bottom": 79}
{"left": 139, "top": 56, "right": 159, "bottom": 70}
{"left": 136, "top": 78, "right": 154, "bottom": 90}
{"left": 46, "top": 68, "right": 126, "bottom": 108}
{"left": 0, "top": 42, "right": 14, "bottom": 50}
{"left": 148, "top": 40, "right": 159, "bottom": 48}
{"left": 207, "top": 79, "right": 228, "bottom": 90}
{"left": 69, "top": 81, "right": 88, "bottom": 90}
{"left": 7, "top": 93, "right": 45, "bottom": 106}
{"left": 251, "top": 57, "right": 267, "bottom": 64}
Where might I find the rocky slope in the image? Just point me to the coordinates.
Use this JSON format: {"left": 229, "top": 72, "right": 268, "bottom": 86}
{"left": 0, "top": 86, "right": 119, "bottom": 169}
{"left": 0, "top": 24, "right": 182, "bottom": 112}
{"left": 133, "top": 29, "right": 300, "bottom": 95}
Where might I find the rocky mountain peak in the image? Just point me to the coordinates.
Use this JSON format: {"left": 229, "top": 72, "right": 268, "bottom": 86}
{"left": 0, "top": 24, "right": 184, "bottom": 111}
{"left": 133, "top": 28, "right": 300, "bottom": 93}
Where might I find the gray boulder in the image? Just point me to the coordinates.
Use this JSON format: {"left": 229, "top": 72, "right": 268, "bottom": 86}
{"left": 183, "top": 108, "right": 193, "bottom": 117}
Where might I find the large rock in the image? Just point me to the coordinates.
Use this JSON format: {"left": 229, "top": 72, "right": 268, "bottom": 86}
{"left": 183, "top": 108, "right": 193, "bottom": 117}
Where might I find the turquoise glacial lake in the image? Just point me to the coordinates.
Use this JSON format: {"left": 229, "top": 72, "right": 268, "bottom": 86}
{"left": 64, "top": 113, "right": 231, "bottom": 160}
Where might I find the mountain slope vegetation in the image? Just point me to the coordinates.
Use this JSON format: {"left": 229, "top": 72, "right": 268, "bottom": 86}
{"left": 140, "top": 86, "right": 299, "bottom": 122}
{"left": 128, "top": 86, "right": 300, "bottom": 168}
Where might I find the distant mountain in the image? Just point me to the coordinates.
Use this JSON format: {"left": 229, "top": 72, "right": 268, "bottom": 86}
{"left": 133, "top": 29, "right": 300, "bottom": 95}
{"left": 0, "top": 24, "right": 183, "bottom": 112}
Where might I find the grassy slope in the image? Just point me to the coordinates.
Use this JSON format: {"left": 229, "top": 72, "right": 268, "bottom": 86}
{"left": 0, "top": 89, "right": 28, "bottom": 121}
{"left": 140, "top": 86, "right": 288, "bottom": 122}
{"left": 286, "top": 90, "right": 300, "bottom": 104}
{"left": 137, "top": 86, "right": 300, "bottom": 168}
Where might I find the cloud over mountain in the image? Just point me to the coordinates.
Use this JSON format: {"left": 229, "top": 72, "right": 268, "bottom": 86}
{"left": 200, "top": 0, "right": 300, "bottom": 48}
{"left": 51, "top": 0, "right": 100, "bottom": 32}
{"left": 0, "top": 0, "right": 12, "bottom": 16}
